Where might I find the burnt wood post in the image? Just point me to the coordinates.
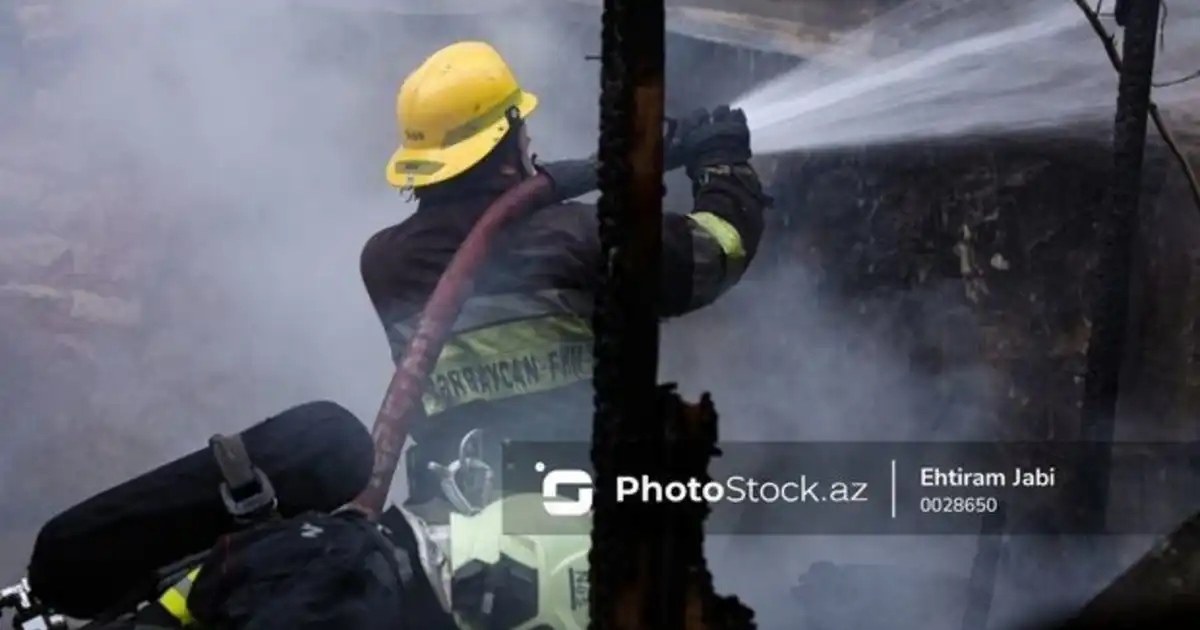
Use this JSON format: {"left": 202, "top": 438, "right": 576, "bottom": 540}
{"left": 590, "top": 0, "right": 755, "bottom": 628}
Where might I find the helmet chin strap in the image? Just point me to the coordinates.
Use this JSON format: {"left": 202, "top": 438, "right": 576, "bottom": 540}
{"left": 501, "top": 105, "right": 537, "bottom": 180}
{"left": 522, "top": 152, "right": 539, "bottom": 179}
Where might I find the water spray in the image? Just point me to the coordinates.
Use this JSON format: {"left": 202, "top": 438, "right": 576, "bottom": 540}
{"left": 729, "top": 0, "right": 1198, "bottom": 157}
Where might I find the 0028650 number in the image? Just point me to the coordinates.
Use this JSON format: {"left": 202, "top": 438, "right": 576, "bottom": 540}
{"left": 919, "top": 496, "right": 999, "bottom": 514}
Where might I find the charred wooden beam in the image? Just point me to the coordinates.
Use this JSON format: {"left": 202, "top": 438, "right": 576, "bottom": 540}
{"left": 590, "top": 0, "right": 755, "bottom": 628}
{"left": 592, "top": 389, "right": 755, "bottom": 630}
{"left": 593, "top": 0, "right": 665, "bottom": 407}
{"left": 590, "top": 0, "right": 671, "bottom": 625}
{"left": 1076, "top": 0, "right": 1161, "bottom": 530}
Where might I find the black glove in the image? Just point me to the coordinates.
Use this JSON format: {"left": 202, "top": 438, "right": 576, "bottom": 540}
{"left": 679, "top": 106, "right": 771, "bottom": 262}
{"left": 678, "top": 105, "right": 766, "bottom": 206}
{"left": 536, "top": 156, "right": 598, "bottom": 202}
{"left": 677, "top": 105, "right": 753, "bottom": 174}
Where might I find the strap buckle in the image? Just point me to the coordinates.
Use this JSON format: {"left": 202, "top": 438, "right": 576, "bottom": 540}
{"left": 0, "top": 579, "right": 70, "bottom": 630}
{"left": 210, "top": 434, "right": 278, "bottom": 522}
{"left": 427, "top": 428, "right": 497, "bottom": 516}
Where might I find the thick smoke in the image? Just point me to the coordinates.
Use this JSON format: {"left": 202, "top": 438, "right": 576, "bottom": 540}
{"left": 2, "top": 0, "right": 1192, "bottom": 628}
{"left": 0, "top": 0, "right": 604, "bottom": 572}
{"left": 661, "top": 263, "right": 1000, "bottom": 629}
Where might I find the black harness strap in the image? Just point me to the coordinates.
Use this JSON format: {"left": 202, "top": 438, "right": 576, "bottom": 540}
{"left": 209, "top": 434, "right": 279, "bottom": 523}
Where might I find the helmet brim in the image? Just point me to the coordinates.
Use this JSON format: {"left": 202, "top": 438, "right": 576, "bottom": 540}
{"left": 385, "top": 90, "right": 539, "bottom": 189}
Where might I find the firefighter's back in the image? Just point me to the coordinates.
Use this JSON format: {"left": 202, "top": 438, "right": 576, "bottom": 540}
{"left": 360, "top": 193, "right": 604, "bottom": 516}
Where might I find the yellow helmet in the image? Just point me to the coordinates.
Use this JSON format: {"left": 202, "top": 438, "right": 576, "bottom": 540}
{"left": 386, "top": 41, "right": 539, "bottom": 189}
{"left": 448, "top": 494, "right": 589, "bottom": 630}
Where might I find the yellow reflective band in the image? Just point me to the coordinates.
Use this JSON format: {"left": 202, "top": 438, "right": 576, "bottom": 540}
{"left": 688, "top": 212, "right": 745, "bottom": 260}
{"left": 158, "top": 590, "right": 191, "bottom": 625}
{"left": 157, "top": 567, "right": 201, "bottom": 626}
{"left": 421, "top": 314, "right": 594, "bottom": 416}
{"left": 393, "top": 159, "right": 445, "bottom": 176}
{"left": 440, "top": 89, "right": 523, "bottom": 148}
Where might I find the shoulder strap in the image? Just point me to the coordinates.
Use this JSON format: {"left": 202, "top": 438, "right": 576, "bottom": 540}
{"left": 209, "top": 433, "right": 278, "bottom": 524}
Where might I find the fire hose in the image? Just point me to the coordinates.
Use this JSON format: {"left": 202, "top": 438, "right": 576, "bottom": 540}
{"left": 350, "top": 172, "right": 556, "bottom": 516}
{"left": 351, "top": 118, "right": 695, "bottom": 517}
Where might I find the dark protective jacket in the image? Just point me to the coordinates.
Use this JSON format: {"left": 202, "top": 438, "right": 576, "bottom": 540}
{"left": 108, "top": 509, "right": 456, "bottom": 630}
{"left": 360, "top": 172, "right": 765, "bottom": 494}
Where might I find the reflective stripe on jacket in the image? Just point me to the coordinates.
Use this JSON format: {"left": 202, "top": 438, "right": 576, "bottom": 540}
{"left": 387, "top": 288, "right": 594, "bottom": 416}
{"left": 157, "top": 566, "right": 202, "bottom": 626}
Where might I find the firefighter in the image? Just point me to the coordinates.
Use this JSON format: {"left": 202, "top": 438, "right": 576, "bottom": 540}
{"left": 361, "top": 40, "right": 770, "bottom": 521}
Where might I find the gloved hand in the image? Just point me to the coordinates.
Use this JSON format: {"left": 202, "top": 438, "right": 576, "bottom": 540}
{"left": 676, "top": 105, "right": 753, "bottom": 175}
{"left": 677, "top": 105, "right": 767, "bottom": 205}
{"left": 678, "top": 105, "right": 771, "bottom": 262}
